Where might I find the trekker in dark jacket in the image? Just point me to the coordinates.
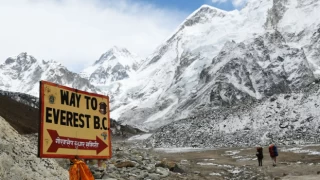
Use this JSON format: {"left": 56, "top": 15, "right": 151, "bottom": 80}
{"left": 256, "top": 147, "right": 263, "bottom": 166}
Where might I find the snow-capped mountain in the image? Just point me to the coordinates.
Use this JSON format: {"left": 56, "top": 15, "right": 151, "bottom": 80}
{"left": 195, "top": 30, "right": 314, "bottom": 106}
{"left": 80, "top": 46, "right": 140, "bottom": 86}
{"left": 142, "top": 0, "right": 320, "bottom": 147}
{"left": 0, "top": 52, "right": 101, "bottom": 97}
{"left": 108, "top": 0, "right": 320, "bottom": 130}
{"left": 1, "top": 0, "right": 319, "bottom": 138}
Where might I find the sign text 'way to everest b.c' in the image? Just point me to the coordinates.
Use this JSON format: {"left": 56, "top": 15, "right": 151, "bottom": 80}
{"left": 38, "top": 80, "right": 111, "bottom": 159}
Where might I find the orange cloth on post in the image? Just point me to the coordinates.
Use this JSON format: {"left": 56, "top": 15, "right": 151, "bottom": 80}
{"left": 69, "top": 159, "right": 94, "bottom": 180}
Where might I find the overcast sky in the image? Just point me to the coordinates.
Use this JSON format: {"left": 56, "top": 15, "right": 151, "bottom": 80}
{"left": 0, "top": 0, "right": 246, "bottom": 72}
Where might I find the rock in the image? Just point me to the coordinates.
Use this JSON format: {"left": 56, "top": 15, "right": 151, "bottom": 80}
{"left": 115, "top": 161, "right": 135, "bottom": 168}
{"left": 136, "top": 171, "right": 148, "bottom": 179}
{"left": 284, "top": 95, "right": 291, "bottom": 99}
{"left": 155, "top": 159, "right": 179, "bottom": 171}
{"left": 93, "top": 172, "right": 104, "bottom": 179}
{"left": 171, "top": 165, "right": 185, "bottom": 173}
{"left": 0, "top": 117, "right": 69, "bottom": 180}
{"left": 115, "top": 147, "right": 123, "bottom": 151}
{"left": 270, "top": 97, "right": 277, "bottom": 102}
{"left": 156, "top": 167, "right": 170, "bottom": 178}
{"left": 180, "top": 160, "right": 189, "bottom": 164}
{"left": 148, "top": 173, "right": 161, "bottom": 180}
{"left": 144, "top": 164, "right": 156, "bottom": 172}
{"left": 305, "top": 116, "right": 313, "bottom": 122}
{"left": 87, "top": 141, "right": 185, "bottom": 179}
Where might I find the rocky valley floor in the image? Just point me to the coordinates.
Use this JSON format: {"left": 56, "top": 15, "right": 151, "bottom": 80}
{"left": 1, "top": 93, "right": 320, "bottom": 180}
{"left": 2, "top": 116, "right": 320, "bottom": 180}
{"left": 149, "top": 144, "right": 320, "bottom": 180}
{"left": 87, "top": 138, "right": 320, "bottom": 180}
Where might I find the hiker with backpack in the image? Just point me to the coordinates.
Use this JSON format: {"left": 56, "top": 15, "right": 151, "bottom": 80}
{"left": 256, "top": 146, "right": 263, "bottom": 166}
{"left": 269, "top": 144, "right": 278, "bottom": 166}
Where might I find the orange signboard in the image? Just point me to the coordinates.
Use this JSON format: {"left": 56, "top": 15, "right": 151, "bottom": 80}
{"left": 38, "top": 80, "right": 111, "bottom": 159}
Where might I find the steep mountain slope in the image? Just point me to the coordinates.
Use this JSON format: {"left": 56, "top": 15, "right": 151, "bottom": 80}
{"left": 145, "top": 84, "right": 320, "bottom": 148}
{"left": 80, "top": 46, "right": 140, "bottom": 86}
{"left": 193, "top": 30, "right": 314, "bottom": 108}
{"left": 272, "top": 0, "right": 320, "bottom": 73}
{"left": 0, "top": 93, "right": 38, "bottom": 134}
{"left": 109, "top": 0, "right": 320, "bottom": 130}
{"left": 0, "top": 89, "right": 39, "bottom": 108}
{"left": 0, "top": 52, "right": 100, "bottom": 97}
{"left": 0, "top": 116, "right": 68, "bottom": 180}
{"left": 107, "top": 3, "right": 270, "bottom": 127}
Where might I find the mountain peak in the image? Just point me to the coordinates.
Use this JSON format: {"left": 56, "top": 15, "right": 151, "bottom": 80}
{"left": 109, "top": 46, "right": 130, "bottom": 54}
{"left": 198, "top": 4, "right": 226, "bottom": 12}
{"left": 17, "top": 52, "right": 28, "bottom": 58}
{"left": 94, "top": 46, "right": 136, "bottom": 66}
{"left": 4, "top": 52, "right": 37, "bottom": 65}
{"left": 80, "top": 46, "right": 140, "bottom": 84}
{"left": 182, "top": 4, "right": 227, "bottom": 27}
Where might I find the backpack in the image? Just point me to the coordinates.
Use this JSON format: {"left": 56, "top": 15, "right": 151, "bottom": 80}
{"left": 273, "top": 145, "right": 278, "bottom": 156}
{"left": 256, "top": 147, "right": 263, "bottom": 158}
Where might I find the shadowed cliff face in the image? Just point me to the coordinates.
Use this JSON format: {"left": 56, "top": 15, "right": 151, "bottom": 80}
{"left": 199, "top": 31, "right": 314, "bottom": 106}
{"left": 0, "top": 93, "right": 39, "bottom": 134}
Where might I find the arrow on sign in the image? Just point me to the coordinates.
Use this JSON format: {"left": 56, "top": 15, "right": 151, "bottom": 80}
{"left": 47, "top": 129, "right": 108, "bottom": 155}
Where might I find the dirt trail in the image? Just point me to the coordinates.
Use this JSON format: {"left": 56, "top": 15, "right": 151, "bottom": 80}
{"left": 145, "top": 145, "right": 320, "bottom": 180}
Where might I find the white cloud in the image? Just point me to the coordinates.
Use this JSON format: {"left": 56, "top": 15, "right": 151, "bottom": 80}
{"left": 0, "top": 0, "right": 187, "bottom": 72}
{"left": 231, "top": 0, "right": 248, "bottom": 8}
{"left": 211, "top": 0, "right": 228, "bottom": 3}
{"left": 211, "top": 0, "right": 248, "bottom": 9}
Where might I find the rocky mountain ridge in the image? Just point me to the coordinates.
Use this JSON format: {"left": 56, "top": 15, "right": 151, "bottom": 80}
{"left": 80, "top": 46, "right": 140, "bottom": 86}
{"left": 0, "top": 52, "right": 101, "bottom": 97}
{"left": 109, "top": 0, "right": 320, "bottom": 130}
{"left": 0, "top": 0, "right": 319, "bottom": 137}
{"left": 145, "top": 83, "right": 320, "bottom": 148}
